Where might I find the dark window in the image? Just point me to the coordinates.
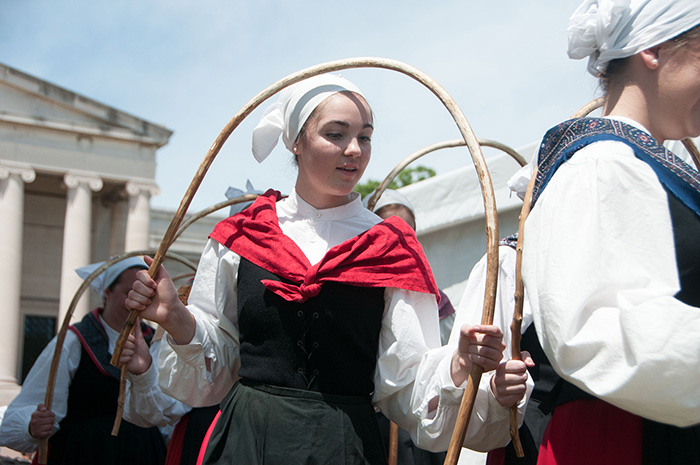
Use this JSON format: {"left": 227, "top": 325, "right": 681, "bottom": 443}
{"left": 22, "top": 315, "right": 56, "bottom": 384}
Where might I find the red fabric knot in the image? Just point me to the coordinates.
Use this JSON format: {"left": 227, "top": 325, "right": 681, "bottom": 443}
{"left": 210, "top": 190, "right": 440, "bottom": 304}
{"left": 261, "top": 280, "right": 322, "bottom": 303}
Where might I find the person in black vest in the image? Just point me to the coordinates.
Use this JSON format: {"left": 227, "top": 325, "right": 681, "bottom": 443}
{"left": 125, "top": 74, "right": 530, "bottom": 464}
{"left": 520, "top": 1, "right": 700, "bottom": 464}
{"left": 0, "top": 257, "right": 177, "bottom": 465}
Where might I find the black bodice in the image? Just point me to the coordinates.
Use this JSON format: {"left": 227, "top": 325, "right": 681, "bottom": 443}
{"left": 236, "top": 257, "right": 386, "bottom": 396}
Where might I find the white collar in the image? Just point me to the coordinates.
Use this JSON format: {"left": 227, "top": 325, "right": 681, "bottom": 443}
{"left": 279, "top": 189, "right": 365, "bottom": 222}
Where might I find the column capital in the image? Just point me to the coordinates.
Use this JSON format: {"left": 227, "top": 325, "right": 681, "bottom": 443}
{"left": 0, "top": 163, "right": 36, "bottom": 183}
{"left": 125, "top": 180, "right": 160, "bottom": 197}
{"left": 64, "top": 172, "right": 103, "bottom": 191}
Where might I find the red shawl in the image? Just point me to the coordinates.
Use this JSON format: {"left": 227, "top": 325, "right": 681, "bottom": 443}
{"left": 209, "top": 190, "right": 439, "bottom": 303}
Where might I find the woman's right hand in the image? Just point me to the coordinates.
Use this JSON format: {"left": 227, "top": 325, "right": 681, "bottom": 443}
{"left": 126, "top": 256, "right": 195, "bottom": 343}
{"left": 28, "top": 404, "right": 55, "bottom": 439}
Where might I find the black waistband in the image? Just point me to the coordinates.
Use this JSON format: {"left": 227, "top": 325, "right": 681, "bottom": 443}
{"left": 240, "top": 378, "right": 373, "bottom": 406}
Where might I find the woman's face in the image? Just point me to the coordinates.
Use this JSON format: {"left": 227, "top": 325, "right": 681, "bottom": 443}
{"left": 655, "top": 38, "right": 700, "bottom": 141}
{"left": 103, "top": 267, "right": 140, "bottom": 326}
{"left": 294, "top": 92, "right": 373, "bottom": 209}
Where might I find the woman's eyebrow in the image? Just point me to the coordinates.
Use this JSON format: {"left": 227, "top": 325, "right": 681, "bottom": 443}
{"left": 324, "top": 120, "right": 374, "bottom": 130}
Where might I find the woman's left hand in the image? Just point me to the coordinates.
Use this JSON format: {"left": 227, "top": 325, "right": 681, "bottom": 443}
{"left": 450, "top": 324, "right": 505, "bottom": 387}
{"left": 119, "top": 318, "right": 152, "bottom": 375}
{"left": 491, "top": 350, "right": 534, "bottom": 408}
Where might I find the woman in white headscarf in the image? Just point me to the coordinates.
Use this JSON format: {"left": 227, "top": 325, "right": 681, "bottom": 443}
{"left": 126, "top": 74, "right": 530, "bottom": 464}
{"left": 0, "top": 257, "right": 187, "bottom": 464}
{"left": 521, "top": 1, "right": 700, "bottom": 463}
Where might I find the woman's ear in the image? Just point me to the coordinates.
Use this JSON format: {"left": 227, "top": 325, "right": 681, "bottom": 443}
{"left": 639, "top": 45, "right": 662, "bottom": 70}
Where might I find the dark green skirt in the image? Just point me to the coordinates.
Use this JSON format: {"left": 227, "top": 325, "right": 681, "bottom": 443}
{"left": 202, "top": 380, "right": 387, "bottom": 465}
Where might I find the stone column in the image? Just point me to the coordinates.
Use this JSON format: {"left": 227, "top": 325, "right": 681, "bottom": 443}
{"left": 108, "top": 199, "right": 127, "bottom": 256}
{"left": 0, "top": 164, "right": 36, "bottom": 384}
{"left": 125, "top": 181, "right": 159, "bottom": 251}
{"left": 59, "top": 173, "right": 103, "bottom": 324}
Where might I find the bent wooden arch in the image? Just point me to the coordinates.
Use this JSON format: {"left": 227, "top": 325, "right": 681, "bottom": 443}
{"left": 171, "top": 193, "right": 260, "bottom": 244}
{"left": 37, "top": 250, "right": 196, "bottom": 464}
{"left": 507, "top": 98, "right": 607, "bottom": 460}
{"left": 365, "top": 138, "right": 526, "bottom": 212}
{"left": 107, "top": 57, "right": 499, "bottom": 465}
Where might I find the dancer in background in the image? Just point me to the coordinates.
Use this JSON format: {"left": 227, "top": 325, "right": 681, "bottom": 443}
{"left": 0, "top": 257, "right": 177, "bottom": 465}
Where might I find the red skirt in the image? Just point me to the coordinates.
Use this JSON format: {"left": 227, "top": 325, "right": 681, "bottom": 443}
{"left": 537, "top": 398, "right": 642, "bottom": 465}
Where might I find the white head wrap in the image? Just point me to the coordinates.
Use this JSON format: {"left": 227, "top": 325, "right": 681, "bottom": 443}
{"left": 251, "top": 74, "right": 365, "bottom": 163}
{"left": 363, "top": 188, "right": 415, "bottom": 216}
{"left": 568, "top": 0, "right": 700, "bottom": 76}
{"left": 75, "top": 256, "right": 148, "bottom": 296}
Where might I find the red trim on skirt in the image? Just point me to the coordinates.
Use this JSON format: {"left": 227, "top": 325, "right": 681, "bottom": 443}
{"left": 196, "top": 410, "right": 221, "bottom": 465}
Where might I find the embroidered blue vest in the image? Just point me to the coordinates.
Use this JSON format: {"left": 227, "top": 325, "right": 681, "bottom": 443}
{"left": 528, "top": 117, "right": 700, "bottom": 464}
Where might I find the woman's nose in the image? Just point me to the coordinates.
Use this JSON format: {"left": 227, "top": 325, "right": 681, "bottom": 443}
{"left": 345, "top": 137, "right": 361, "bottom": 157}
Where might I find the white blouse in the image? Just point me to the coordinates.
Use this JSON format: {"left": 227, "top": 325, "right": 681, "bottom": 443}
{"left": 157, "top": 189, "right": 514, "bottom": 452}
{"left": 0, "top": 315, "right": 189, "bottom": 453}
{"left": 522, "top": 119, "right": 700, "bottom": 427}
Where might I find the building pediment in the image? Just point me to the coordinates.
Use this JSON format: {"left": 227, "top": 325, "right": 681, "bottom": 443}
{"left": 0, "top": 62, "right": 172, "bottom": 182}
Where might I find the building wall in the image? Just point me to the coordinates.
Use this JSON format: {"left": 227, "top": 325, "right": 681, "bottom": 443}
{"left": 0, "top": 62, "right": 172, "bottom": 409}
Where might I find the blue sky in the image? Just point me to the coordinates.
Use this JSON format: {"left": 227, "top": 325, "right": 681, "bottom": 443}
{"left": 1, "top": 0, "right": 598, "bottom": 212}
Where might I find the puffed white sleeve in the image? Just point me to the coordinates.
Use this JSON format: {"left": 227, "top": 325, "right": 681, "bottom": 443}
{"left": 0, "top": 333, "right": 81, "bottom": 453}
{"left": 372, "top": 284, "right": 528, "bottom": 453}
{"left": 157, "top": 239, "right": 242, "bottom": 407}
{"left": 124, "top": 339, "right": 192, "bottom": 427}
{"left": 523, "top": 141, "right": 700, "bottom": 427}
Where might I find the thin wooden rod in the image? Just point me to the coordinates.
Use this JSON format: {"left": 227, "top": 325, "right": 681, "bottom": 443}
{"left": 171, "top": 194, "right": 260, "bottom": 244}
{"left": 508, "top": 171, "right": 538, "bottom": 458}
{"left": 366, "top": 138, "right": 525, "bottom": 212}
{"left": 504, "top": 96, "right": 605, "bottom": 461}
{"left": 388, "top": 422, "right": 399, "bottom": 465}
{"left": 681, "top": 138, "right": 700, "bottom": 170}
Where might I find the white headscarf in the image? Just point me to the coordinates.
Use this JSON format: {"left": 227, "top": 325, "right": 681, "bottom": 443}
{"left": 75, "top": 256, "right": 148, "bottom": 296}
{"left": 251, "top": 74, "right": 365, "bottom": 163}
{"left": 568, "top": 0, "right": 700, "bottom": 76}
{"left": 364, "top": 188, "right": 415, "bottom": 216}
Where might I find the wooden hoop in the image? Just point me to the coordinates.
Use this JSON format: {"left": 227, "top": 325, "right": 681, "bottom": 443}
{"left": 365, "top": 137, "right": 524, "bottom": 460}
{"left": 505, "top": 98, "right": 606, "bottom": 460}
{"left": 106, "top": 57, "right": 499, "bottom": 465}
{"left": 366, "top": 138, "right": 526, "bottom": 212}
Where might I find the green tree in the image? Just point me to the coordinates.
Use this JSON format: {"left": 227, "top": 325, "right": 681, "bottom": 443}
{"left": 355, "top": 165, "right": 436, "bottom": 199}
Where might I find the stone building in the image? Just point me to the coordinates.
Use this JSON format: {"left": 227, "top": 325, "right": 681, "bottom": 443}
{"left": 0, "top": 62, "right": 173, "bottom": 407}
